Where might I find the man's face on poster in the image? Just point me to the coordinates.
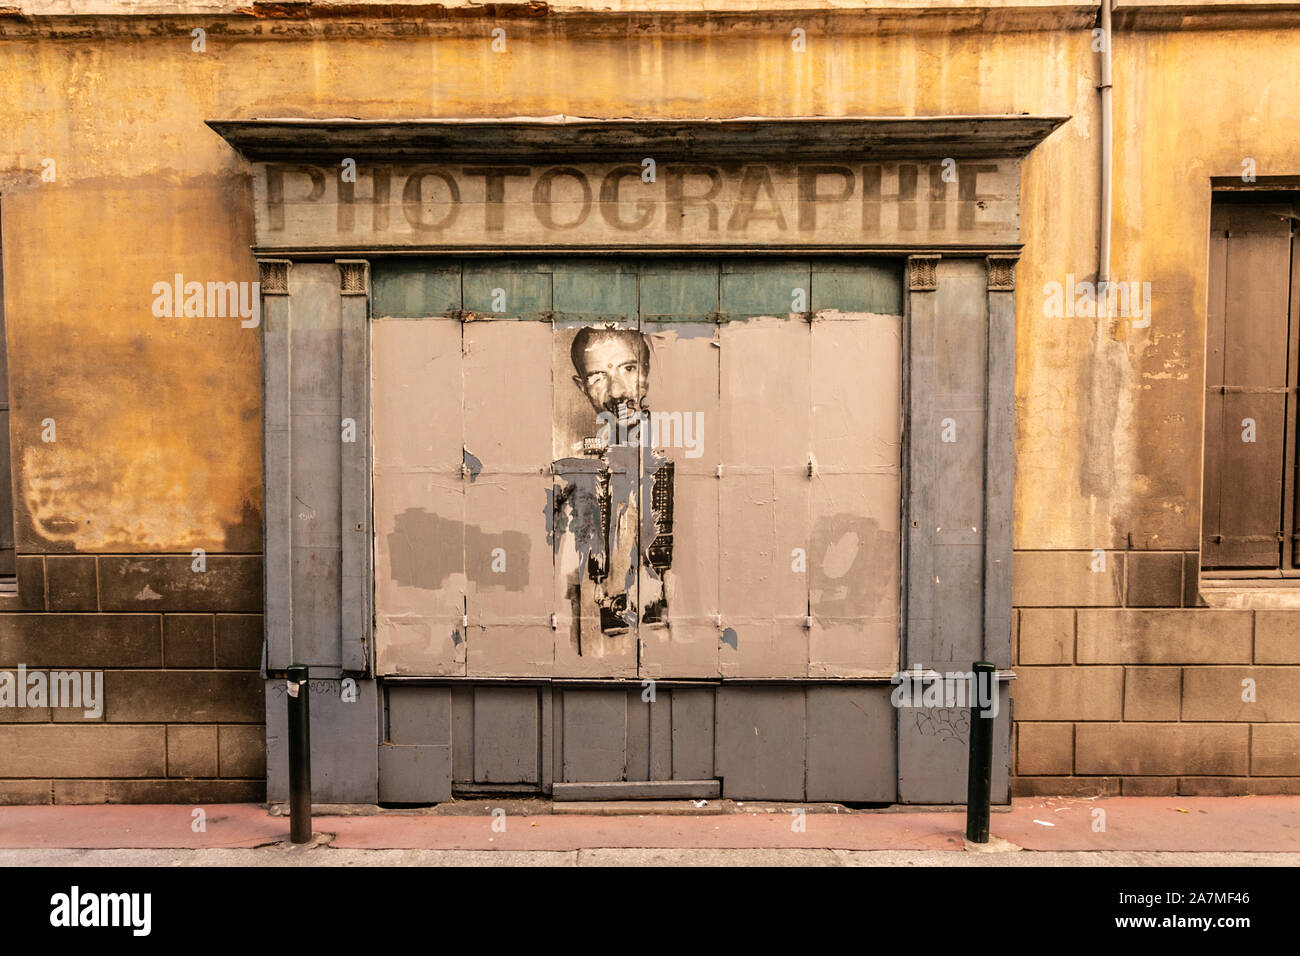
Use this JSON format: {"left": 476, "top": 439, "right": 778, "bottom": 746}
{"left": 573, "top": 331, "right": 648, "bottom": 420}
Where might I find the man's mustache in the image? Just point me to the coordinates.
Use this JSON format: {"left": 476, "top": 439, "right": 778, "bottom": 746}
{"left": 601, "top": 399, "right": 647, "bottom": 419}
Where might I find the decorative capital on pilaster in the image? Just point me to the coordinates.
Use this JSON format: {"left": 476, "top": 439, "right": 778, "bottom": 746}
{"left": 338, "top": 259, "right": 370, "bottom": 296}
{"left": 907, "top": 255, "right": 940, "bottom": 292}
{"left": 258, "top": 259, "right": 290, "bottom": 295}
{"left": 987, "top": 255, "right": 1018, "bottom": 292}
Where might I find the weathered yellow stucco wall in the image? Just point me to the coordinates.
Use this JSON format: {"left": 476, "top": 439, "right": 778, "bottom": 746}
{"left": 1093, "top": 30, "right": 1300, "bottom": 551}
{"left": 0, "top": 16, "right": 1295, "bottom": 555}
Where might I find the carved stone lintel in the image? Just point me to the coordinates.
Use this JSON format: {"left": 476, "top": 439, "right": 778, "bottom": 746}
{"left": 987, "top": 255, "right": 1018, "bottom": 292}
{"left": 907, "top": 254, "right": 940, "bottom": 292}
{"left": 258, "top": 259, "right": 289, "bottom": 295}
{"left": 338, "top": 259, "right": 370, "bottom": 296}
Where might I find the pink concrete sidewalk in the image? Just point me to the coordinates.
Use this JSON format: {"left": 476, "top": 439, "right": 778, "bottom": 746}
{"left": 0, "top": 797, "right": 1297, "bottom": 853}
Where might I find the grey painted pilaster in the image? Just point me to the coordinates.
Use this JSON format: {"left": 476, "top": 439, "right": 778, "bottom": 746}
{"left": 903, "top": 254, "right": 940, "bottom": 670}
{"left": 285, "top": 263, "right": 344, "bottom": 669}
{"left": 338, "top": 259, "right": 372, "bottom": 675}
{"left": 262, "top": 260, "right": 371, "bottom": 674}
{"left": 984, "top": 256, "right": 1017, "bottom": 669}
{"left": 259, "top": 259, "right": 292, "bottom": 671}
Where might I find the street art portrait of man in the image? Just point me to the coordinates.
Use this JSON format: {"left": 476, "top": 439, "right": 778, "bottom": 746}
{"left": 550, "top": 327, "right": 674, "bottom": 643}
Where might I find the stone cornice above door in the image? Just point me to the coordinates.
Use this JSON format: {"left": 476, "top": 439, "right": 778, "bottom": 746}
{"left": 208, "top": 115, "right": 1067, "bottom": 164}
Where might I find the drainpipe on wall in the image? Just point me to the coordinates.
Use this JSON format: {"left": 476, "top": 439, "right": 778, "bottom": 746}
{"left": 1098, "top": 0, "right": 1113, "bottom": 287}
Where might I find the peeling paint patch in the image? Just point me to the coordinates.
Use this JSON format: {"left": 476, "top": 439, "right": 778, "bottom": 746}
{"left": 646, "top": 323, "right": 718, "bottom": 341}
{"left": 462, "top": 447, "right": 483, "bottom": 482}
{"left": 721, "top": 627, "right": 738, "bottom": 649}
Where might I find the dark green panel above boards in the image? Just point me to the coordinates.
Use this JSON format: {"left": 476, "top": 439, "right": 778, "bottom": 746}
{"left": 371, "top": 258, "right": 904, "bottom": 320}
{"left": 370, "top": 260, "right": 460, "bottom": 318}
{"left": 462, "top": 259, "right": 554, "bottom": 318}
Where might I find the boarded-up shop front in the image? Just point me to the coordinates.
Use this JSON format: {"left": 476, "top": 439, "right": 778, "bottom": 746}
{"left": 210, "top": 117, "right": 1064, "bottom": 804}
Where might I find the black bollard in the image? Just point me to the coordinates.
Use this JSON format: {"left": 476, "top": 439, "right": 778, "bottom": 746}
{"left": 286, "top": 664, "right": 312, "bottom": 844}
{"left": 965, "top": 661, "right": 996, "bottom": 844}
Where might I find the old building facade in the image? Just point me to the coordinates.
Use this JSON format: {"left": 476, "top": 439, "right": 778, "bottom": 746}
{"left": 0, "top": 0, "right": 1297, "bottom": 804}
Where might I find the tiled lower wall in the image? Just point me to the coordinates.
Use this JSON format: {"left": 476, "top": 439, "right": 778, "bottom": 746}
{"left": 1011, "top": 550, "right": 1300, "bottom": 796}
{"left": 0, "top": 554, "right": 266, "bottom": 804}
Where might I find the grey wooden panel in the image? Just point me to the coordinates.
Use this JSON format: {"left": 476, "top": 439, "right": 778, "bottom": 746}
{"left": 805, "top": 685, "right": 895, "bottom": 803}
{"left": 714, "top": 686, "right": 805, "bottom": 800}
{"left": 561, "top": 689, "right": 627, "bottom": 782}
{"left": 288, "top": 264, "right": 343, "bottom": 667}
{"left": 451, "top": 685, "right": 474, "bottom": 784}
{"left": 339, "top": 261, "right": 370, "bottom": 673}
{"left": 897, "top": 693, "right": 966, "bottom": 805}
{"left": 1221, "top": 204, "right": 1292, "bottom": 386}
{"left": 387, "top": 685, "right": 451, "bottom": 746}
{"left": 1217, "top": 392, "right": 1286, "bottom": 566}
{"left": 649, "top": 690, "right": 672, "bottom": 781}
{"left": 472, "top": 686, "right": 539, "bottom": 784}
{"left": 984, "top": 272, "right": 1015, "bottom": 666}
{"left": 260, "top": 272, "right": 293, "bottom": 670}
{"left": 551, "top": 686, "right": 564, "bottom": 792}
{"left": 265, "top": 676, "right": 380, "bottom": 803}
{"left": 553, "top": 780, "right": 718, "bottom": 800}
{"left": 540, "top": 685, "right": 554, "bottom": 793}
{"left": 378, "top": 744, "right": 452, "bottom": 804}
{"left": 670, "top": 686, "right": 715, "bottom": 780}
{"left": 935, "top": 410, "right": 985, "bottom": 533}
{"left": 897, "top": 682, "right": 1011, "bottom": 805}
{"left": 288, "top": 428, "right": 342, "bottom": 666}
{"left": 934, "top": 269, "right": 988, "bottom": 396}
{"left": 933, "top": 532, "right": 984, "bottom": 662}
{"left": 625, "top": 691, "right": 650, "bottom": 782}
